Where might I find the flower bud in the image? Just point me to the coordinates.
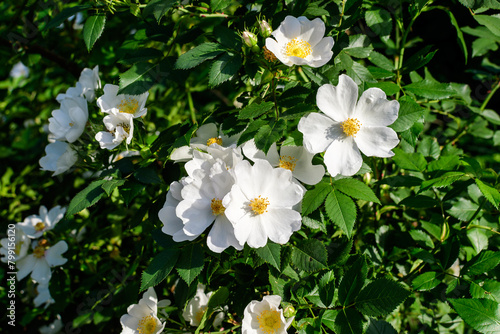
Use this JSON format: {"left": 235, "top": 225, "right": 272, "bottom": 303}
{"left": 242, "top": 31, "right": 258, "bottom": 48}
{"left": 259, "top": 20, "right": 272, "bottom": 38}
{"left": 282, "top": 302, "right": 296, "bottom": 318}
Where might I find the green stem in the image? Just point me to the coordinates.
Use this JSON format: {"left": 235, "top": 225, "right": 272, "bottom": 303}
{"left": 186, "top": 89, "right": 197, "bottom": 124}
{"left": 467, "top": 224, "right": 500, "bottom": 235}
{"left": 480, "top": 81, "right": 500, "bottom": 111}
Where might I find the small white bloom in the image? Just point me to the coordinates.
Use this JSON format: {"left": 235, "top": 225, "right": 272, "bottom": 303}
{"left": 97, "top": 84, "right": 148, "bottom": 118}
{"left": 183, "top": 284, "right": 224, "bottom": 328}
{"left": 120, "top": 287, "right": 165, "bottom": 334}
{"left": 39, "top": 141, "right": 78, "bottom": 176}
{"left": 17, "top": 240, "right": 68, "bottom": 284}
{"left": 298, "top": 74, "right": 400, "bottom": 177}
{"left": 34, "top": 282, "right": 55, "bottom": 308}
{"left": 78, "top": 65, "right": 101, "bottom": 101}
{"left": 170, "top": 123, "right": 241, "bottom": 162}
{"left": 18, "top": 205, "right": 66, "bottom": 239}
{"left": 242, "top": 295, "right": 293, "bottom": 334}
{"left": 177, "top": 160, "right": 242, "bottom": 253}
{"left": 56, "top": 82, "right": 84, "bottom": 102}
{"left": 95, "top": 110, "right": 134, "bottom": 150}
{"left": 223, "top": 159, "right": 303, "bottom": 248}
{"left": 184, "top": 147, "right": 243, "bottom": 181}
{"left": 10, "top": 62, "right": 29, "bottom": 79}
{"left": 0, "top": 226, "right": 29, "bottom": 262}
{"left": 265, "top": 16, "right": 334, "bottom": 68}
{"left": 242, "top": 139, "right": 325, "bottom": 185}
{"left": 159, "top": 178, "right": 198, "bottom": 242}
{"left": 48, "top": 95, "right": 88, "bottom": 143}
{"left": 39, "top": 315, "right": 63, "bottom": 334}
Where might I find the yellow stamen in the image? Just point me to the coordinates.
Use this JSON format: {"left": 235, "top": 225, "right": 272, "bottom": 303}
{"left": 257, "top": 309, "right": 282, "bottom": 334}
{"left": 137, "top": 315, "right": 157, "bottom": 334}
{"left": 340, "top": 118, "right": 361, "bottom": 137}
{"left": 278, "top": 155, "right": 297, "bottom": 171}
{"left": 117, "top": 98, "right": 139, "bottom": 115}
{"left": 211, "top": 198, "right": 225, "bottom": 216}
{"left": 249, "top": 196, "right": 270, "bottom": 215}
{"left": 119, "top": 123, "right": 130, "bottom": 134}
{"left": 284, "top": 38, "right": 312, "bottom": 59}
{"left": 35, "top": 222, "right": 46, "bottom": 232}
{"left": 263, "top": 46, "right": 277, "bottom": 62}
{"left": 207, "top": 137, "right": 222, "bottom": 146}
{"left": 195, "top": 306, "right": 207, "bottom": 324}
{"left": 69, "top": 122, "right": 74, "bottom": 127}
{"left": 33, "top": 246, "right": 45, "bottom": 259}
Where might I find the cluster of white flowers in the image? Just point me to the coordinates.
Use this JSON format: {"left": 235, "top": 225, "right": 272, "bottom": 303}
{"left": 161, "top": 122, "right": 326, "bottom": 251}
{"left": 39, "top": 66, "right": 101, "bottom": 176}
{"left": 1, "top": 205, "right": 68, "bottom": 308}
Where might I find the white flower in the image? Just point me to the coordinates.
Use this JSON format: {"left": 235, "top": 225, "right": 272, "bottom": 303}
{"left": 17, "top": 205, "right": 66, "bottom": 239}
{"left": 95, "top": 110, "right": 134, "bottom": 150}
{"left": 48, "top": 95, "right": 88, "bottom": 143}
{"left": 10, "top": 62, "right": 29, "bottom": 79}
{"left": 242, "top": 295, "right": 293, "bottom": 334}
{"left": 242, "top": 139, "right": 325, "bottom": 185}
{"left": 39, "top": 141, "right": 78, "bottom": 176}
{"left": 223, "top": 159, "right": 303, "bottom": 248}
{"left": 183, "top": 284, "right": 224, "bottom": 328}
{"left": 265, "top": 16, "right": 334, "bottom": 68}
{"left": 78, "top": 65, "right": 101, "bottom": 101}
{"left": 159, "top": 178, "right": 198, "bottom": 242}
{"left": 170, "top": 123, "right": 241, "bottom": 162}
{"left": 120, "top": 287, "right": 165, "bottom": 334}
{"left": 97, "top": 84, "right": 148, "bottom": 118}
{"left": 0, "top": 226, "right": 29, "bottom": 263}
{"left": 39, "top": 315, "right": 63, "bottom": 334}
{"left": 184, "top": 147, "right": 243, "bottom": 181}
{"left": 17, "top": 240, "right": 68, "bottom": 284}
{"left": 298, "top": 74, "right": 400, "bottom": 177}
{"left": 34, "top": 282, "right": 55, "bottom": 308}
{"left": 56, "top": 82, "right": 84, "bottom": 102}
{"left": 177, "top": 160, "right": 242, "bottom": 253}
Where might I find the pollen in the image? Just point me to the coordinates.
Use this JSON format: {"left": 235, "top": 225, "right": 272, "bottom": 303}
{"left": 249, "top": 196, "right": 270, "bottom": 215}
{"left": 195, "top": 306, "right": 207, "bottom": 324}
{"left": 137, "top": 315, "right": 157, "bottom": 334}
{"left": 257, "top": 309, "right": 282, "bottom": 334}
{"left": 211, "top": 198, "right": 225, "bottom": 216}
{"left": 69, "top": 122, "right": 74, "bottom": 127}
{"left": 118, "top": 98, "right": 139, "bottom": 115}
{"left": 284, "top": 38, "right": 312, "bottom": 59}
{"left": 279, "top": 155, "right": 297, "bottom": 171}
{"left": 118, "top": 123, "right": 130, "bottom": 134}
{"left": 340, "top": 118, "right": 361, "bottom": 137}
{"left": 207, "top": 137, "right": 222, "bottom": 146}
{"left": 33, "top": 245, "right": 45, "bottom": 259}
{"left": 34, "top": 222, "right": 46, "bottom": 232}
{"left": 263, "top": 46, "right": 277, "bottom": 62}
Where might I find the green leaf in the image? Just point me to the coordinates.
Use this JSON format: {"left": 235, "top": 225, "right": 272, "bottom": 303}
{"left": 319, "top": 271, "right": 335, "bottom": 307}
{"left": 291, "top": 239, "right": 328, "bottom": 272}
{"left": 448, "top": 198, "right": 480, "bottom": 221}
{"left": 365, "top": 82, "right": 400, "bottom": 96}
{"left": 238, "top": 101, "right": 275, "bottom": 119}
{"left": 101, "top": 179, "right": 125, "bottom": 196}
{"left": 134, "top": 167, "right": 162, "bottom": 184}
{"left": 468, "top": 228, "right": 489, "bottom": 254}
{"left": 427, "top": 155, "right": 460, "bottom": 172}
{"left": 470, "top": 280, "right": 500, "bottom": 302}
{"left": 365, "top": 8, "right": 392, "bottom": 36}
{"left": 390, "top": 96, "right": 424, "bottom": 132}
{"left": 475, "top": 15, "right": 500, "bottom": 37}
{"left": 210, "top": 0, "right": 232, "bottom": 11}
{"left": 445, "top": 10, "right": 468, "bottom": 63}
{"left": 368, "top": 51, "right": 394, "bottom": 71}
{"left": 302, "top": 182, "right": 332, "bottom": 216}
{"left": 420, "top": 172, "right": 466, "bottom": 191}
{"left": 143, "top": 0, "right": 177, "bottom": 22}
{"left": 45, "top": 5, "right": 91, "bottom": 30}
{"left": 412, "top": 271, "right": 441, "bottom": 291}
{"left": 83, "top": 15, "right": 106, "bottom": 52}
{"left": 254, "top": 119, "right": 286, "bottom": 154}
{"left": 404, "top": 79, "right": 456, "bottom": 100}
{"left": 119, "top": 60, "right": 169, "bottom": 95}
{"left": 399, "top": 195, "right": 438, "bottom": 209}
{"left": 209, "top": 52, "right": 242, "bottom": 87}
{"left": 333, "top": 178, "right": 381, "bottom": 204}
{"left": 366, "top": 319, "right": 398, "bottom": 334}
{"left": 476, "top": 179, "right": 500, "bottom": 209}
{"left": 409, "top": 230, "right": 435, "bottom": 248}
{"left": 174, "top": 43, "right": 226, "bottom": 70}
{"left": 66, "top": 180, "right": 107, "bottom": 217}
{"left": 334, "top": 308, "right": 364, "bottom": 334}
{"left": 392, "top": 148, "right": 427, "bottom": 171}
{"left": 448, "top": 298, "right": 500, "bottom": 334}
{"left": 196, "top": 286, "right": 230, "bottom": 333}
{"left": 339, "top": 256, "right": 368, "bottom": 305}
{"left": 401, "top": 46, "right": 437, "bottom": 74}
{"left": 237, "top": 119, "right": 267, "bottom": 146}
{"left": 176, "top": 243, "right": 204, "bottom": 285}
{"left": 356, "top": 279, "right": 410, "bottom": 316}
{"left": 255, "top": 242, "right": 281, "bottom": 270}
{"left": 324, "top": 190, "right": 357, "bottom": 239}
{"left": 464, "top": 251, "right": 500, "bottom": 275}
{"left": 140, "top": 248, "right": 180, "bottom": 292}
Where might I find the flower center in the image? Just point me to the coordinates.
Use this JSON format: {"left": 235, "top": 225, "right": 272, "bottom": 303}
{"left": 118, "top": 123, "right": 130, "bottom": 134}
{"left": 195, "top": 306, "right": 207, "bottom": 324}
{"left": 211, "top": 198, "right": 225, "bottom": 216}
{"left": 284, "top": 38, "right": 312, "bottom": 59}
{"left": 340, "top": 118, "right": 361, "bottom": 137}
{"left": 137, "top": 315, "right": 157, "bottom": 334}
{"left": 118, "top": 98, "right": 139, "bottom": 115}
{"left": 257, "top": 309, "right": 282, "bottom": 334}
{"left": 69, "top": 122, "right": 74, "bottom": 127}
{"left": 33, "top": 245, "right": 45, "bottom": 259}
{"left": 278, "top": 155, "right": 297, "bottom": 171}
{"left": 249, "top": 196, "right": 270, "bottom": 215}
{"left": 15, "top": 240, "right": 25, "bottom": 256}
{"left": 207, "top": 137, "right": 222, "bottom": 146}
{"left": 35, "top": 222, "right": 46, "bottom": 232}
